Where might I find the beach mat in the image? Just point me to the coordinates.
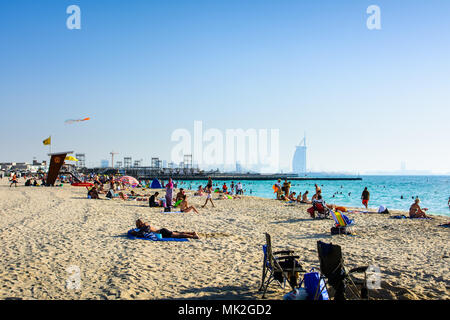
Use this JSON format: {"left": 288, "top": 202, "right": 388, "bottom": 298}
{"left": 127, "top": 229, "right": 188, "bottom": 241}
{"left": 160, "top": 211, "right": 183, "bottom": 213}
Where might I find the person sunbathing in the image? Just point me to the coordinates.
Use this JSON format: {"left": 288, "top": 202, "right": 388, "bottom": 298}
{"left": 409, "top": 198, "right": 431, "bottom": 218}
{"left": 134, "top": 219, "right": 199, "bottom": 239}
{"left": 288, "top": 192, "right": 297, "bottom": 201}
{"left": 296, "top": 192, "right": 302, "bottom": 203}
{"left": 88, "top": 186, "right": 100, "bottom": 199}
{"left": 118, "top": 192, "right": 128, "bottom": 200}
{"left": 194, "top": 185, "right": 204, "bottom": 196}
{"left": 301, "top": 191, "right": 310, "bottom": 204}
{"left": 179, "top": 195, "right": 199, "bottom": 213}
{"left": 176, "top": 188, "right": 185, "bottom": 202}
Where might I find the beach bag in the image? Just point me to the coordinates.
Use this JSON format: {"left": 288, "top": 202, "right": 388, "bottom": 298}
{"left": 307, "top": 206, "right": 315, "bottom": 215}
{"left": 303, "top": 269, "right": 329, "bottom": 300}
{"left": 331, "top": 226, "right": 351, "bottom": 235}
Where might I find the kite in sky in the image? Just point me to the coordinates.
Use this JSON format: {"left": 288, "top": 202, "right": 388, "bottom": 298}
{"left": 64, "top": 117, "right": 90, "bottom": 124}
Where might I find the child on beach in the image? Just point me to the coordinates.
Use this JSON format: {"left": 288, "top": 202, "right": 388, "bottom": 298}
{"left": 10, "top": 173, "right": 18, "bottom": 188}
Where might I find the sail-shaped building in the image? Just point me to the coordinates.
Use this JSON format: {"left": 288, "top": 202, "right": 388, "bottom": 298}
{"left": 292, "top": 135, "right": 307, "bottom": 175}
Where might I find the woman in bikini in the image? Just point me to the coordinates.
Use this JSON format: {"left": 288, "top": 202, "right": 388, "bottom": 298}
{"left": 179, "top": 195, "right": 199, "bottom": 213}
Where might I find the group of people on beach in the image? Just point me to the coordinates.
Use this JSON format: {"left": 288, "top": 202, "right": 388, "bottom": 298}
{"left": 276, "top": 181, "right": 434, "bottom": 219}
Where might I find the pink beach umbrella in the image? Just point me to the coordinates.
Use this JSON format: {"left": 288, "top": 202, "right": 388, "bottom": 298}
{"left": 117, "top": 176, "right": 139, "bottom": 187}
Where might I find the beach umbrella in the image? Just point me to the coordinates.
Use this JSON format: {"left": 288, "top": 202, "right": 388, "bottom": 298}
{"left": 117, "top": 176, "right": 139, "bottom": 187}
{"left": 65, "top": 156, "right": 79, "bottom": 161}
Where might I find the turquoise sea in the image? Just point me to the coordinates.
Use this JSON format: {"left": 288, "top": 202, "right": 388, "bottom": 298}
{"left": 175, "top": 176, "right": 450, "bottom": 217}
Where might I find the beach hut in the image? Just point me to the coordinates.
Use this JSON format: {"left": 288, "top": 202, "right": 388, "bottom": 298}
{"left": 151, "top": 178, "right": 162, "bottom": 189}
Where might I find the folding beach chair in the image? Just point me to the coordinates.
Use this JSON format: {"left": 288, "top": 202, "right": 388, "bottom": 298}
{"left": 259, "top": 233, "right": 305, "bottom": 298}
{"left": 330, "top": 210, "right": 355, "bottom": 235}
{"left": 316, "top": 241, "right": 369, "bottom": 300}
{"left": 308, "top": 201, "right": 330, "bottom": 219}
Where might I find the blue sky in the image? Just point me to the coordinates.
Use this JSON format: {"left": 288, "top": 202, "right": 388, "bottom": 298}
{"left": 1, "top": 0, "right": 449, "bottom": 173}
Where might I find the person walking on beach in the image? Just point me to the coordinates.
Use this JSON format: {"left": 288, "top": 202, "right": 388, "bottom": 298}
{"left": 202, "top": 185, "right": 215, "bottom": 208}
{"left": 361, "top": 187, "right": 370, "bottom": 209}
{"left": 10, "top": 173, "right": 18, "bottom": 188}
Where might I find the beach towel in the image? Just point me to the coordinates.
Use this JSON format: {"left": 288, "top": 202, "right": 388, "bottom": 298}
{"left": 127, "top": 229, "right": 188, "bottom": 242}
{"left": 160, "top": 210, "right": 183, "bottom": 213}
{"left": 390, "top": 215, "right": 432, "bottom": 220}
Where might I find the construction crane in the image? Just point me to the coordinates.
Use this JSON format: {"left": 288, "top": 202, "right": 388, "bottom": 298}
{"left": 110, "top": 151, "right": 118, "bottom": 168}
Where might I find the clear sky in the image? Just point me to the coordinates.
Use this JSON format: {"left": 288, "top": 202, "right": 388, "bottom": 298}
{"left": 1, "top": 0, "right": 449, "bottom": 173}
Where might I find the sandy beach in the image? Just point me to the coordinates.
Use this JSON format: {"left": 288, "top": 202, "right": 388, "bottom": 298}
{"left": 0, "top": 179, "right": 448, "bottom": 300}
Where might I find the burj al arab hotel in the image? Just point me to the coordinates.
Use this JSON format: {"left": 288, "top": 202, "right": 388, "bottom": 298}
{"left": 292, "top": 135, "right": 307, "bottom": 175}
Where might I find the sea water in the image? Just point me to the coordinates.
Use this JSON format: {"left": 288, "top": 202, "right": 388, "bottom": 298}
{"left": 176, "top": 176, "right": 450, "bottom": 217}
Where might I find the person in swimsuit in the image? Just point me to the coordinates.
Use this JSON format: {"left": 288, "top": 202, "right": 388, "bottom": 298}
{"left": 202, "top": 185, "right": 215, "bottom": 208}
{"left": 409, "top": 198, "right": 431, "bottom": 218}
{"left": 176, "top": 188, "right": 185, "bottom": 202}
{"left": 134, "top": 219, "right": 199, "bottom": 239}
{"left": 194, "top": 185, "right": 204, "bottom": 196}
{"left": 361, "top": 187, "right": 370, "bottom": 209}
{"left": 179, "top": 195, "right": 199, "bottom": 213}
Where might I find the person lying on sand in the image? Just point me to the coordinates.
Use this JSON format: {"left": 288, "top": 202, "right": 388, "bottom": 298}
{"left": 409, "top": 198, "right": 432, "bottom": 218}
{"left": 134, "top": 219, "right": 199, "bottom": 239}
{"left": 179, "top": 195, "right": 199, "bottom": 213}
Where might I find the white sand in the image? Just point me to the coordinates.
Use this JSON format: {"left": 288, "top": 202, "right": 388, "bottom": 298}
{"left": 0, "top": 179, "right": 448, "bottom": 300}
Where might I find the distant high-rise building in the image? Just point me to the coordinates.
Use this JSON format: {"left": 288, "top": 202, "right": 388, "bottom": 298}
{"left": 100, "top": 160, "right": 109, "bottom": 168}
{"left": 401, "top": 161, "right": 406, "bottom": 171}
{"left": 75, "top": 153, "right": 86, "bottom": 168}
{"left": 236, "top": 162, "right": 242, "bottom": 173}
{"left": 292, "top": 135, "right": 307, "bottom": 175}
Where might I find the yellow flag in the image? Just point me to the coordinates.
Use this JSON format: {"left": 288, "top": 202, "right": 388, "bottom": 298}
{"left": 65, "top": 156, "right": 78, "bottom": 161}
{"left": 43, "top": 137, "right": 51, "bottom": 145}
